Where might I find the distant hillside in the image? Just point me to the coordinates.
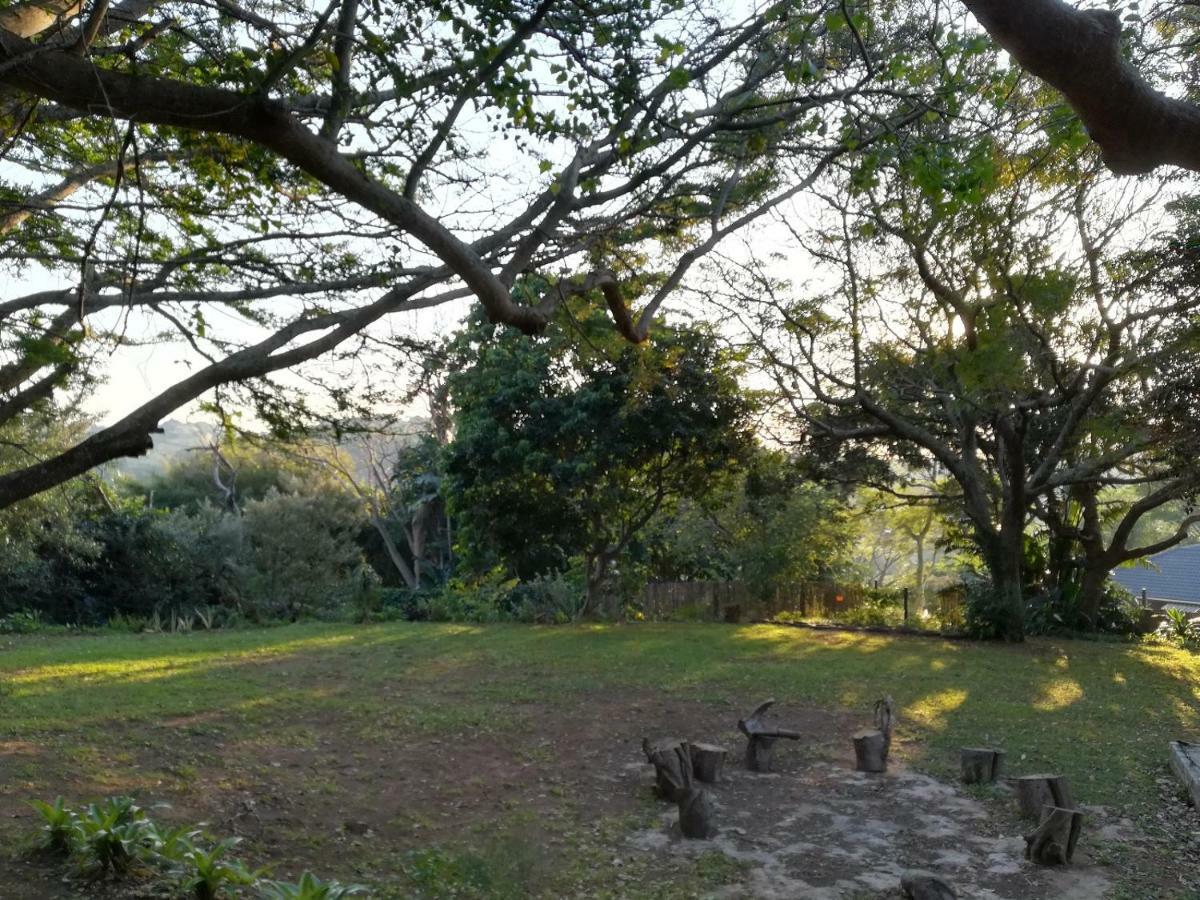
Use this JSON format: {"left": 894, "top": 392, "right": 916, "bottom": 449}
{"left": 99, "top": 420, "right": 214, "bottom": 483}
{"left": 98, "top": 417, "right": 435, "bottom": 485}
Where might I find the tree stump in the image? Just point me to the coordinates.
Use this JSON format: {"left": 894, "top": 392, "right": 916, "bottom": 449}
{"left": 1168, "top": 740, "right": 1200, "bottom": 807}
{"left": 1014, "top": 774, "right": 1073, "bottom": 820}
{"left": 900, "top": 870, "right": 957, "bottom": 900}
{"left": 737, "top": 699, "right": 801, "bottom": 772}
{"left": 687, "top": 742, "right": 728, "bottom": 784}
{"left": 678, "top": 787, "right": 717, "bottom": 838}
{"left": 853, "top": 697, "right": 894, "bottom": 773}
{"left": 960, "top": 747, "right": 1005, "bottom": 785}
{"left": 1024, "top": 805, "right": 1083, "bottom": 865}
{"left": 642, "top": 738, "right": 692, "bottom": 802}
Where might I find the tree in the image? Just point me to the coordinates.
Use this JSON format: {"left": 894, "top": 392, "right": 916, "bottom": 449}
{"left": 645, "top": 447, "right": 859, "bottom": 594}
{"left": 961, "top": 0, "right": 1200, "bottom": 175}
{"left": 730, "top": 68, "right": 1200, "bottom": 638}
{"left": 310, "top": 430, "right": 449, "bottom": 591}
{"left": 443, "top": 310, "right": 755, "bottom": 612}
{"left": 0, "top": 0, "right": 928, "bottom": 507}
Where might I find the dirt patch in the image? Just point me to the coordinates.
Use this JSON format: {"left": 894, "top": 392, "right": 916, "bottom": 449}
{"left": 0, "top": 688, "right": 1133, "bottom": 897}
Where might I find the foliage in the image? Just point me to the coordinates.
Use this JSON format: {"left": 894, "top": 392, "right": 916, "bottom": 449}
{"left": 444, "top": 311, "right": 756, "bottom": 611}
{"left": 178, "top": 838, "right": 258, "bottom": 899}
{"left": 254, "top": 873, "right": 366, "bottom": 900}
{"left": 0, "top": 0, "right": 910, "bottom": 511}
{"left": 0, "top": 609, "right": 46, "bottom": 634}
{"left": 234, "top": 488, "right": 365, "bottom": 620}
{"left": 70, "top": 796, "right": 153, "bottom": 875}
{"left": 1156, "top": 608, "right": 1200, "bottom": 648}
{"left": 29, "top": 796, "right": 74, "bottom": 854}
{"left": 27, "top": 796, "right": 351, "bottom": 897}
{"left": 505, "top": 570, "right": 588, "bottom": 624}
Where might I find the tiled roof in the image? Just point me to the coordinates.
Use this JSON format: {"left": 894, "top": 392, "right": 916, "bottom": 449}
{"left": 1111, "top": 543, "right": 1200, "bottom": 604}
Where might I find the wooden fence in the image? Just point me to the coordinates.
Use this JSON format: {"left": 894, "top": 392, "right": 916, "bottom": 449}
{"left": 641, "top": 580, "right": 963, "bottom": 626}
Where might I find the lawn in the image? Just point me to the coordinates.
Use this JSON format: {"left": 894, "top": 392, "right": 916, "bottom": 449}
{"left": 1, "top": 622, "right": 1199, "bottom": 897}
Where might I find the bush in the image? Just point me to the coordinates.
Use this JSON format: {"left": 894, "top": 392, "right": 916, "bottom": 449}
{"left": 837, "top": 597, "right": 904, "bottom": 628}
{"left": 427, "top": 569, "right": 517, "bottom": 623}
{"left": 29, "top": 795, "right": 361, "bottom": 897}
{"left": 240, "top": 489, "right": 366, "bottom": 620}
{"left": 0, "top": 609, "right": 45, "bottom": 634}
{"left": 1025, "top": 581, "right": 1142, "bottom": 636}
{"left": 506, "top": 571, "right": 586, "bottom": 624}
{"left": 962, "top": 579, "right": 1016, "bottom": 640}
{"left": 377, "top": 587, "right": 432, "bottom": 622}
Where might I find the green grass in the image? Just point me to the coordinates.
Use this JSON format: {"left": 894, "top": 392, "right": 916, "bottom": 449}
{"left": 2, "top": 622, "right": 1197, "bottom": 802}
{"left": 2, "top": 622, "right": 1198, "bottom": 895}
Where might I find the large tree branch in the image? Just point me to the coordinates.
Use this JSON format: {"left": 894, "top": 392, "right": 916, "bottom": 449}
{"left": 963, "top": 0, "right": 1200, "bottom": 174}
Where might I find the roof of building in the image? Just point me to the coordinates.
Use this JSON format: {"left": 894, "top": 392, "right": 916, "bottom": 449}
{"left": 1111, "top": 543, "right": 1200, "bottom": 604}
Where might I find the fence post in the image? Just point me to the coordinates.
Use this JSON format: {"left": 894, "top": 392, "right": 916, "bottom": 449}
{"left": 1141, "top": 588, "right": 1148, "bottom": 608}
{"left": 903, "top": 587, "right": 909, "bottom": 624}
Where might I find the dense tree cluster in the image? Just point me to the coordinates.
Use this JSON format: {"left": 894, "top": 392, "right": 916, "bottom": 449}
{"left": 2, "top": 1, "right": 1199, "bottom": 638}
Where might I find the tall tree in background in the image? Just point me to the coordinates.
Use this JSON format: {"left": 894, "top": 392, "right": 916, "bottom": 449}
{"left": 0, "top": 0, "right": 935, "bottom": 507}
{"left": 728, "top": 54, "right": 1200, "bottom": 638}
{"left": 443, "top": 309, "right": 755, "bottom": 611}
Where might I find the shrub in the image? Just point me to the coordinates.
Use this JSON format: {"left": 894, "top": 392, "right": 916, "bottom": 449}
{"left": 1156, "top": 608, "right": 1200, "bottom": 648}
{"left": 427, "top": 568, "right": 517, "bottom": 623}
{"left": 255, "top": 873, "right": 366, "bottom": 899}
{"left": 962, "top": 579, "right": 1014, "bottom": 640}
{"left": 28, "top": 796, "right": 358, "bottom": 896}
{"left": 0, "top": 609, "right": 44, "bottom": 634}
{"left": 71, "top": 796, "right": 154, "bottom": 875}
{"left": 29, "top": 796, "right": 74, "bottom": 854}
{"left": 506, "top": 571, "right": 586, "bottom": 624}
{"left": 241, "top": 489, "right": 365, "bottom": 620}
{"left": 837, "top": 598, "right": 904, "bottom": 628}
{"left": 179, "top": 837, "right": 258, "bottom": 899}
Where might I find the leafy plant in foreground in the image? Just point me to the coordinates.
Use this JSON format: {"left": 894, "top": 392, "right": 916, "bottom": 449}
{"left": 29, "top": 796, "right": 75, "bottom": 854}
{"left": 72, "top": 796, "right": 153, "bottom": 874}
{"left": 180, "top": 837, "right": 258, "bottom": 899}
{"left": 255, "top": 872, "right": 367, "bottom": 899}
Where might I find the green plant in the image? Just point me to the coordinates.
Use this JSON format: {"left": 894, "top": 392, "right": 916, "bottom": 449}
{"left": 144, "top": 822, "right": 202, "bottom": 861}
{"left": 508, "top": 571, "right": 586, "bottom": 624}
{"left": 1159, "top": 607, "right": 1200, "bottom": 646}
{"left": 29, "top": 796, "right": 75, "bottom": 854}
{"left": 106, "top": 611, "right": 149, "bottom": 633}
{"left": 180, "top": 837, "right": 258, "bottom": 899}
{"left": 0, "top": 609, "right": 44, "bottom": 634}
{"left": 72, "top": 796, "right": 153, "bottom": 874}
{"left": 255, "top": 872, "right": 366, "bottom": 899}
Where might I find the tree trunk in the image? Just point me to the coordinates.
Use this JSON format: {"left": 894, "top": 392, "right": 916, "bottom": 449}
{"left": 370, "top": 514, "right": 417, "bottom": 590}
{"left": 1024, "top": 806, "right": 1083, "bottom": 865}
{"left": 1077, "top": 563, "right": 1108, "bottom": 627}
{"left": 678, "top": 787, "right": 717, "bottom": 839}
{"left": 853, "top": 730, "right": 889, "bottom": 773}
{"left": 915, "top": 535, "right": 926, "bottom": 609}
{"left": 960, "top": 747, "right": 1005, "bottom": 784}
{"left": 1014, "top": 774, "right": 1074, "bottom": 819}
{"left": 687, "top": 742, "right": 728, "bottom": 784}
{"left": 981, "top": 535, "right": 1026, "bottom": 642}
{"left": 585, "top": 549, "right": 618, "bottom": 618}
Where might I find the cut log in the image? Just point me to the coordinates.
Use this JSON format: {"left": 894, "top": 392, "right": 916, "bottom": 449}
{"left": 737, "top": 698, "right": 800, "bottom": 773}
{"left": 1168, "top": 740, "right": 1200, "bottom": 808}
{"left": 854, "top": 730, "right": 888, "bottom": 773}
{"left": 960, "top": 747, "right": 1005, "bottom": 785}
{"left": 642, "top": 738, "right": 692, "bottom": 802}
{"left": 678, "top": 787, "right": 717, "bottom": 838}
{"left": 687, "top": 742, "right": 728, "bottom": 784}
{"left": 1024, "top": 805, "right": 1083, "bottom": 865}
{"left": 1014, "top": 774, "right": 1074, "bottom": 820}
{"left": 853, "top": 697, "right": 895, "bottom": 773}
{"left": 900, "top": 870, "right": 957, "bottom": 900}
